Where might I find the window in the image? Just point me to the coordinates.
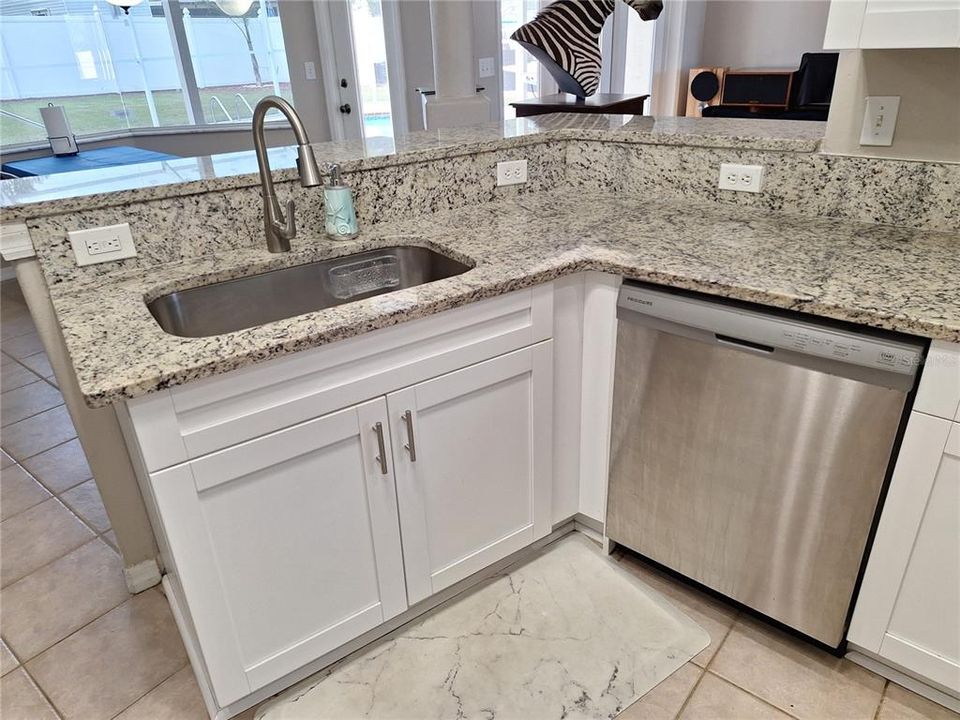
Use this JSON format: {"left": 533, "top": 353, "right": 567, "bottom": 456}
{"left": 621, "top": 8, "right": 655, "bottom": 98}
{"left": 500, "top": 0, "right": 545, "bottom": 120}
{"left": 0, "top": 0, "right": 292, "bottom": 150}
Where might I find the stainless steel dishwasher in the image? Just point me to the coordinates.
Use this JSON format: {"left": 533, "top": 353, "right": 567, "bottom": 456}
{"left": 606, "top": 283, "right": 925, "bottom": 648}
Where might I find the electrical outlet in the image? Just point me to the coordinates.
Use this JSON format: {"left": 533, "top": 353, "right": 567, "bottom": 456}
{"left": 718, "top": 163, "right": 763, "bottom": 193}
{"left": 860, "top": 96, "right": 900, "bottom": 147}
{"left": 68, "top": 223, "right": 137, "bottom": 266}
{"left": 496, "top": 159, "right": 528, "bottom": 187}
{"left": 478, "top": 57, "right": 495, "bottom": 79}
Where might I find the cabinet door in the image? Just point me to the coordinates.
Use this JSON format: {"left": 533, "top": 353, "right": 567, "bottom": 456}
{"left": 859, "top": 0, "right": 960, "bottom": 48}
{"left": 882, "top": 422, "right": 960, "bottom": 691}
{"left": 388, "top": 343, "right": 554, "bottom": 605}
{"left": 849, "top": 414, "right": 959, "bottom": 691}
{"left": 149, "top": 399, "right": 406, "bottom": 706}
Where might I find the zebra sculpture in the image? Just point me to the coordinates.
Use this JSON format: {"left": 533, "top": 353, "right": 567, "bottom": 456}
{"left": 511, "top": 0, "right": 663, "bottom": 98}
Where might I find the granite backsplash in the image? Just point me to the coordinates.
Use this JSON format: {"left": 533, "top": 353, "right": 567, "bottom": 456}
{"left": 21, "top": 122, "right": 958, "bottom": 288}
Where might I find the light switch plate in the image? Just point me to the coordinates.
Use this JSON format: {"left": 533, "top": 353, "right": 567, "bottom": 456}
{"left": 68, "top": 223, "right": 137, "bottom": 266}
{"left": 496, "top": 159, "right": 528, "bottom": 186}
{"left": 478, "top": 57, "right": 495, "bottom": 79}
{"left": 304, "top": 61, "right": 317, "bottom": 81}
{"left": 860, "top": 96, "right": 900, "bottom": 147}
{"left": 718, "top": 163, "right": 763, "bottom": 193}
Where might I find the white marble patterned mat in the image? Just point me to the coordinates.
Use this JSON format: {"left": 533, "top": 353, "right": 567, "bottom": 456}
{"left": 259, "top": 533, "right": 709, "bottom": 720}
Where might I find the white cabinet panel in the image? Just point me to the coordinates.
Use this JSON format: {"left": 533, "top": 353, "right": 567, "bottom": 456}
{"left": 849, "top": 414, "right": 960, "bottom": 693}
{"left": 149, "top": 399, "right": 407, "bottom": 705}
{"left": 881, "top": 422, "right": 959, "bottom": 690}
{"left": 389, "top": 342, "right": 554, "bottom": 605}
{"left": 824, "top": 0, "right": 960, "bottom": 48}
{"left": 860, "top": 0, "right": 960, "bottom": 48}
{"left": 128, "top": 286, "right": 552, "bottom": 472}
{"left": 914, "top": 341, "right": 960, "bottom": 421}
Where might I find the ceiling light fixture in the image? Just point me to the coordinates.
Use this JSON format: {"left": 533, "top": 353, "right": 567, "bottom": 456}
{"left": 105, "top": 0, "right": 143, "bottom": 14}
{"left": 215, "top": 0, "right": 255, "bottom": 17}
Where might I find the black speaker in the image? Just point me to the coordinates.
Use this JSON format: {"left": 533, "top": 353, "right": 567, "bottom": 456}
{"left": 685, "top": 67, "right": 726, "bottom": 117}
{"left": 721, "top": 72, "right": 794, "bottom": 108}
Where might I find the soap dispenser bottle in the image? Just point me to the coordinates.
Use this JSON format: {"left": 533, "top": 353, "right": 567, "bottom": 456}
{"left": 323, "top": 163, "right": 358, "bottom": 239}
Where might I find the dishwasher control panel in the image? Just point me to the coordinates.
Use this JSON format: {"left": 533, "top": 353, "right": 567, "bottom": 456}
{"left": 618, "top": 286, "right": 923, "bottom": 376}
{"left": 778, "top": 327, "right": 916, "bottom": 371}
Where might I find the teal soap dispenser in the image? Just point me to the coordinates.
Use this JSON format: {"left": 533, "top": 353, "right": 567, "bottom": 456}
{"left": 323, "top": 163, "right": 358, "bottom": 239}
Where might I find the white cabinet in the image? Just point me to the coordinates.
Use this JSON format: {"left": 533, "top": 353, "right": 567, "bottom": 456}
{"left": 120, "top": 286, "right": 558, "bottom": 714}
{"left": 849, "top": 340, "right": 960, "bottom": 697}
{"left": 824, "top": 0, "right": 960, "bottom": 49}
{"left": 883, "top": 423, "right": 959, "bottom": 689}
{"left": 389, "top": 344, "right": 554, "bottom": 604}
{"left": 148, "top": 399, "right": 407, "bottom": 706}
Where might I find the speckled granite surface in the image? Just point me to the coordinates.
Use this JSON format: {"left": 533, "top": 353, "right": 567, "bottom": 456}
{"left": 1, "top": 115, "right": 824, "bottom": 219}
{"left": 569, "top": 141, "right": 960, "bottom": 232}
{"left": 47, "top": 189, "right": 959, "bottom": 407}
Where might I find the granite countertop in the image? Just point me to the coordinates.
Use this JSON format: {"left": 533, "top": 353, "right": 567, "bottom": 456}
{"left": 0, "top": 115, "right": 824, "bottom": 219}
{"left": 49, "top": 188, "right": 959, "bottom": 407}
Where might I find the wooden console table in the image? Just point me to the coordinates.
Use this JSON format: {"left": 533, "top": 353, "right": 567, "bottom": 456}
{"left": 511, "top": 93, "right": 649, "bottom": 118}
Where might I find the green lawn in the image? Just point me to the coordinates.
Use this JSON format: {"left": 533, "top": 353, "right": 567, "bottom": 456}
{"left": 1, "top": 85, "right": 293, "bottom": 147}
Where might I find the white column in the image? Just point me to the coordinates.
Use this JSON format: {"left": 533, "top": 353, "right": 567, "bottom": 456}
{"left": 423, "top": 0, "right": 490, "bottom": 129}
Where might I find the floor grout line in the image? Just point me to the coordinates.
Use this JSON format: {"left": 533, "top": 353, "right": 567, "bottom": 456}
{"left": 18, "top": 656, "right": 67, "bottom": 720}
{"left": 0, "top": 451, "right": 92, "bottom": 519}
{"left": 105, "top": 661, "right": 193, "bottom": 720}
{"left": 873, "top": 680, "right": 889, "bottom": 720}
{"left": 704, "top": 667, "right": 803, "bottom": 720}
{"left": 697, "top": 617, "right": 806, "bottom": 720}
{"left": 673, "top": 613, "right": 735, "bottom": 719}
{"left": 1, "top": 400, "right": 66, "bottom": 431}
{"left": 3, "top": 433, "right": 81, "bottom": 466}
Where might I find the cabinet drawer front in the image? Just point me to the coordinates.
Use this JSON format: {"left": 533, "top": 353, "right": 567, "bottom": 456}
{"left": 148, "top": 400, "right": 407, "bottom": 704}
{"left": 129, "top": 285, "right": 553, "bottom": 472}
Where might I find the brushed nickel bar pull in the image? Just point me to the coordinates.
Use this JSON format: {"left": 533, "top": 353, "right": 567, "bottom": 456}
{"left": 402, "top": 410, "right": 417, "bottom": 461}
{"left": 373, "top": 422, "right": 388, "bottom": 475}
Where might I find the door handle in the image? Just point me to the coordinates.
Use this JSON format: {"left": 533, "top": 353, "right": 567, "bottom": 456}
{"left": 372, "top": 422, "right": 388, "bottom": 475}
{"left": 339, "top": 103, "right": 352, "bottom": 114}
{"left": 402, "top": 410, "right": 417, "bottom": 462}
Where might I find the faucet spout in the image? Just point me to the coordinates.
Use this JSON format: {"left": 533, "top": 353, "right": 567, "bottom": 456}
{"left": 252, "top": 96, "right": 322, "bottom": 253}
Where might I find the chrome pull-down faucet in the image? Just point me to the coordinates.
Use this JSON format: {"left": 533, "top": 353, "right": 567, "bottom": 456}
{"left": 252, "top": 96, "right": 322, "bottom": 253}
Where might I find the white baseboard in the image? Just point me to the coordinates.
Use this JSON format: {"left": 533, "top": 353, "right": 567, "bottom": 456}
{"left": 123, "top": 559, "right": 162, "bottom": 594}
{"left": 846, "top": 649, "right": 960, "bottom": 713}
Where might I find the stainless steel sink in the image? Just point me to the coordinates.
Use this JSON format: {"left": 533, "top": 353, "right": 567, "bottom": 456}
{"left": 147, "top": 246, "right": 473, "bottom": 338}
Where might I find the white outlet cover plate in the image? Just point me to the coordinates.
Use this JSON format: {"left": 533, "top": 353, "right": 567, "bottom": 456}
{"left": 860, "top": 96, "right": 900, "bottom": 147}
{"left": 478, "top": 57, "right": 495, "bottom": 79}
{"left": 496, "top": 159, "right": 528, "bottom": 186}
{"left": 68, "top": 223, "right": 137, "bottom": 266}
{"left": 718, "top": 163, "right": 763, "bottom": 193}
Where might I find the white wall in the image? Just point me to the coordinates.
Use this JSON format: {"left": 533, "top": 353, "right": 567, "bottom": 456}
{"left": 823, "top": 48, "right": 960, "bottom": 163}
{"left": 699, "top": 0, "right": 830, "bottom": 69}
{"left": 398, "top": 0, "right": 436, "bottom": 132}
{"left": 278, "top": 0, "right": 331, "bottom": 143}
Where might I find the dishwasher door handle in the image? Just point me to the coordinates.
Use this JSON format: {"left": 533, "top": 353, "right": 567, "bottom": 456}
{"left": 715, "top": 333, "right": 775, "bottom": 354}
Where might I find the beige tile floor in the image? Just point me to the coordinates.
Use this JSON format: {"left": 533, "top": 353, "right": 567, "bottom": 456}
{"left": 1, "top": 278, "right": 956, "bottom": 720}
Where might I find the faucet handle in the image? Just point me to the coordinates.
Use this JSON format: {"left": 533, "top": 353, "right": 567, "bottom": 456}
{"left": 272, "top": 199, "right": 297, "bottom": 241}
